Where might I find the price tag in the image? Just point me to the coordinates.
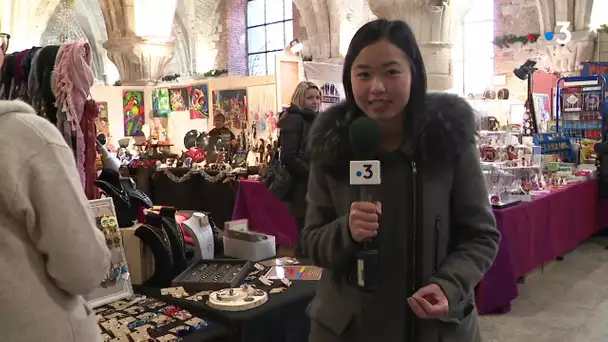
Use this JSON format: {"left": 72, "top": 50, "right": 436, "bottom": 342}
{"left": 349, "top": 160, "right": 381, "bottom": 185}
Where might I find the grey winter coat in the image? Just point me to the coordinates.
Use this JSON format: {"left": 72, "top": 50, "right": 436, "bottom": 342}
{"left": 301, "top": 92, "right": 500, "bottom": 342}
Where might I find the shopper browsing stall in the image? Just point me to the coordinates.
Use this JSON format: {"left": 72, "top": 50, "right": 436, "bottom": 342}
{"left": 278, "top": 81, "right": 321, "bottom": 231}
{"left": 0, "top": 37, "right": 110, "bottom": 342}
{"left": 301, "top": 19, "right": 500, "bottom": 342}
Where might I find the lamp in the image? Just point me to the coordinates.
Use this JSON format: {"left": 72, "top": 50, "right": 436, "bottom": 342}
{"left": 0, "top": 33, "right": 10, "bottom": 52}
{"left": 288, "top": 39, "right": 304, "bottom": 54}
{"left": 514, "top": 59, "right": 538, "bottom": 80}
{"left": 514, "top": 59, "right": 539, "bottom": 135}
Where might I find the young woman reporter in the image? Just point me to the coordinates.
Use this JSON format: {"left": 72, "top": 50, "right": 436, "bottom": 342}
{"left": 300, "top": 19, "right": 500, "bottom": 342}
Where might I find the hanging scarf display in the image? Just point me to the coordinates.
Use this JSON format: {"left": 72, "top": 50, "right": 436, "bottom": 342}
{"left": 53, "top": 41, "right": 95, "bottom": 188}
{"left": 1, "top": 42, "right": 98, "bottom": 199}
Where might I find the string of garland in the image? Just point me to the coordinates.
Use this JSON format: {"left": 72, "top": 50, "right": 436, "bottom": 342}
{"left": 201, "top": 69, "right": 228, "bottom": 78}
{"left": 493, "top": 33, "right": 540, "bottom": 48}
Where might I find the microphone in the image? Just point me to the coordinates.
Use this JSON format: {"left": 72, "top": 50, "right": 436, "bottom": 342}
{"left": 348, "top": 117, "right": 381, "bottom": 293}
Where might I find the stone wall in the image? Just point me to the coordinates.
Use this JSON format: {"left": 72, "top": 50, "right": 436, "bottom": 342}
{"left": 215, "top": 0, "right": 247, "bottom": 75}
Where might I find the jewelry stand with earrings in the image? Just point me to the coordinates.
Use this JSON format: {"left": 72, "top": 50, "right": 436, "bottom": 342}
{"left": 85, "top": 197, "right": 134, "bottom": 308}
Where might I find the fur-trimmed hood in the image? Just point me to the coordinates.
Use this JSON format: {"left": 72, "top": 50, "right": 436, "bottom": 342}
{"left": 308, "top": 92, "right": 477, "bottom": 174}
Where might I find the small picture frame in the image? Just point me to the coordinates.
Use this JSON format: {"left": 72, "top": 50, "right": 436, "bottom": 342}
{"left": 85, "top": 198, "right": 134, "bottom": 308}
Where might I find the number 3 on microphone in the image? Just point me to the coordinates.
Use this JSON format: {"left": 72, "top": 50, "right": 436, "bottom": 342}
{"left": 349, "top": 160, "right": 381, "bottom": 185}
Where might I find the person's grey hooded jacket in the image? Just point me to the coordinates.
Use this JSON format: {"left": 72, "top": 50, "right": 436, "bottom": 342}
{"left": 301, "top": 92, "right": 500, "bottom": 342}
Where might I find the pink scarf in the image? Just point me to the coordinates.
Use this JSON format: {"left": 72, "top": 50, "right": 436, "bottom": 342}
{"left": 52, "top": 42, "right": 95, "bottom": 187}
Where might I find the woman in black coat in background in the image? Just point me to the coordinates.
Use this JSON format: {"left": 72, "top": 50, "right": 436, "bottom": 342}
{"left": 278, "top": 81, "right": 322, "bottom": 232}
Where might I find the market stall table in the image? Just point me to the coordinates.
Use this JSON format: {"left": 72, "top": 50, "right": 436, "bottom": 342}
{"left": 476, "top": 179, "right": 608, "bottom": 314}
{"left": 232, "top": 180, "right": 299, "bottom": 246}
{"left": 135, "top": 267, "right": 317, "bottom": 342}
{"left": 134, "top": 167, "right": 239, "bottom": 228}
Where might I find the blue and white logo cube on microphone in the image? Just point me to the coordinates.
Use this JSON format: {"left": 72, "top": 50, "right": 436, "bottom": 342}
{"left": 350, "top": 160, "right": 381, "bottom": 185}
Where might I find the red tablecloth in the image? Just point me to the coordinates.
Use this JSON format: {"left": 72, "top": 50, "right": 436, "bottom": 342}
{"left": 476, "top": 179, "right": 608, "bottom": 314}
{"left": 231, "top": 180, "right": 299, "bottom": 246}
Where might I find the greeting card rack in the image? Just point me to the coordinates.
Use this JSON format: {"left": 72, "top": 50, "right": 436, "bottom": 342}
{"left": 555, "top": 75, "right": 607, "bottom": 144}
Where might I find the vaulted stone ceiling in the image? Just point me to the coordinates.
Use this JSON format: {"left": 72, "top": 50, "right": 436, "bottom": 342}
{"left": 1, "top": 0, "right": 600, "bottom": 87}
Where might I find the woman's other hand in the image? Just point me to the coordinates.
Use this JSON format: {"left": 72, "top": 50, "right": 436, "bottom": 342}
{"left": 348, "top": 201, "right": 381, "bottom": 242}
{"left": 407, "top": 283, "right": 449, "bottom": 319}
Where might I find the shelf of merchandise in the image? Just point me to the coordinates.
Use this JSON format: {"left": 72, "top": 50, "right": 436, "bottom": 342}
{"left": 555, "top": 75, "right": 607, "bottom": 145}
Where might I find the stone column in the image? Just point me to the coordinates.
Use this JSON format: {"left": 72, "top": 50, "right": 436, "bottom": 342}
{"left": 535, "top": 0, "right": 596, "bottom": 74}
{"left": 99, "top": 0, "right": 178, "bottom": 85}
{"left": 368, "top": 0, "right": 473, "bottom": 91}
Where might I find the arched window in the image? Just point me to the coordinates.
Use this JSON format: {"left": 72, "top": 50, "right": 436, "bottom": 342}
{"left": 451, "top": 0, "right": 495, "bottom": 96}
{"left": 247, "top": 0, "right": 294, "bottom": 75}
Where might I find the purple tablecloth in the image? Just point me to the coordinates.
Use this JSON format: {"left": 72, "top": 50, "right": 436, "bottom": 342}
{"left": 476, "top": 179, "right": 608, "bottom": 314}
{"left": 231, "top": 180, "right": 299, "bottom": 246}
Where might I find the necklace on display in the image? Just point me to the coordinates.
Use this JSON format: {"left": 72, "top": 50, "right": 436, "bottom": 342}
{"left": 143, "top": 224, "right": 172, "bottom": 257}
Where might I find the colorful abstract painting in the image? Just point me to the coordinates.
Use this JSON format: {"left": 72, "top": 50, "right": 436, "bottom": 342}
{"left": 169, "top": 87, "right": 188, "bottom": 111}
{"left": 213, "top": 89, "right": 247, "bottom": 130}
{"left": 152, "top": 88, "right": 170, "bottom": 117}
{"left": 95, "top": 101, "right": 110, "bottom": 139}
{"left": 122, "top": 90, "right": 145, "bottom": 136}
{"left": 247, "top": 84, "right": 277, "bottom": 137}
{"left": 187, "top": 84, "right": 209, "bottom": 119}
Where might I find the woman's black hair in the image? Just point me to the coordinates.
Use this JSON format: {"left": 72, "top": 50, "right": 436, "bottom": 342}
{"left": 342, "top": 19, "right": 427, "bottom": 135}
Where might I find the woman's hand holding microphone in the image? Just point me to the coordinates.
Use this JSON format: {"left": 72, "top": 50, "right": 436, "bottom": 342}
{"left": 348, "top": 201, "right": 381, "bottom": 242}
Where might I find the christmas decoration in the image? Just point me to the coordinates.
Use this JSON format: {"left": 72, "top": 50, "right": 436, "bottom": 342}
{"left": 598, "top": 24, "right": 608, "bottom": 33}
{"left": 493, "top": 33, "right": 540, "bottom": 48}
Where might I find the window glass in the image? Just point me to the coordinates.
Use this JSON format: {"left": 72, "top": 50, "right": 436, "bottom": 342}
{"left": 246, "top": 0, "right": 294, "bottom": 75}
{"left": 451, "top": 0, "right": 494, "bottom": 94}
{"left": 247, "top": 26, "right": 266, "bottom": 54}
{"left": 463, "top": 21, "right": 495, "bottom": 59}
{"left": 464, "top": 58, "right": 494, "bottom": 95}
{"left": 249, "top": 54, "right": 267, "bottom": 75}
{"left": 284, "top": 21, "right": 294, "bottom": 47}
{"left": 247, "top": 0, "right": 265, "bottom": 27}
{"left": 266, "top": 22, "right": 285, "bottom": 51}
{"left": 590, "top": 0, "right": 608, "bottom": 28}
{"left": 464, "top": 0, "right": 494, "bottom": 23}
{"left": 265, "top": 0, "right": 284, "bottom": 23}
{"left": 283, "top": 0, "right": 293, "bottom": 20}
{"left": 266, "top": 52, "right": 277, "bottom": 75}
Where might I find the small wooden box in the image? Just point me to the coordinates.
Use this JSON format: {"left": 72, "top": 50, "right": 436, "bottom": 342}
{"left": 120, "top": 224, "right": 155, "bottom": 285}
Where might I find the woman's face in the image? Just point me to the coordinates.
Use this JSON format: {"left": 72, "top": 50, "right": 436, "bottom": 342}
{"left": 350, "top": 40, "right": 412, "bottom": 123}
{"left": 302, "top": 88, "right": 321, "bottom": 112}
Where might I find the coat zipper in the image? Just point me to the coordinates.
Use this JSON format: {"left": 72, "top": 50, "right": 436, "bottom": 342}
{"left": 433, "top": 216, "right": 441, "bottom": 274}
{"left": 408, "top": 160, "right": 419, "bottom": 342}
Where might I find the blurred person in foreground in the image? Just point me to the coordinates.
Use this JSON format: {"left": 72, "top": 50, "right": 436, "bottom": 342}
{"left": 300, "top": 19, "right": 500, "bottom": 342}
{"left": 278, "top": 81, "right": 322, "bottom": 232}
{"left": 0, "top": 38, "right": 110, "bottom": 342}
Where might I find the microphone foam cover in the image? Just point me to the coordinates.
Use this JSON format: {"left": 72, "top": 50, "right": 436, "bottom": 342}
{"left": 349, "top": 116, "right": 381, "bottom": 159}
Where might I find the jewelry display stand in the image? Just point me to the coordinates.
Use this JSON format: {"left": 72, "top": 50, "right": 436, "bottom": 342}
{"left": 207, "top": 285, "right": 268, "bottom": 311}
{"left": 94, "top": 168, "right": 153, "bottom": 227}
{"left": 172, "top": 259, "right": 252, "bottom": 292}
{"left": 135, "top": 223, "right": 175, "bottom": 288}
{"left": 182, "top": 212, "right": 215, "bottom": 261}
{"left": 85, "top": 198, "right": 134, "bottom": 308}
{"left": 153, "top": 208, "right": 187, "bottom": 275}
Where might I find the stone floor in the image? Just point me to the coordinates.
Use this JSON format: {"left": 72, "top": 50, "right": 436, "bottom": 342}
{"left": 479, "top": 237, "right": 608, "bottom": 342}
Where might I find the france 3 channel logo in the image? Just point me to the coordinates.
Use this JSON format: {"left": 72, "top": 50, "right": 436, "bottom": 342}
{"left": 544, "top": 21, "right": 572, "bottom": 44}
{"left": 349, "top": 161, "right": 381, "bottom": 185}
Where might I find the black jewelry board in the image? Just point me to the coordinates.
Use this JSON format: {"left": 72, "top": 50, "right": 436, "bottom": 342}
{"left": 172, "top": 259, "right": 252, "bottom": 292}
